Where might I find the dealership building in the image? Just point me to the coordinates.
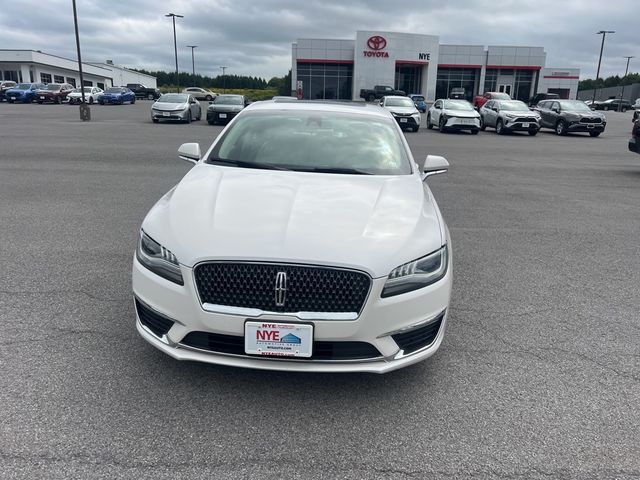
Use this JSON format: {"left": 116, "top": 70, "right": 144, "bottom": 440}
{"left": 0, "top": 49, "right": 156, "bottom": 90}
{"left": 291, "top": 31, "right": 579, "bottom": 102}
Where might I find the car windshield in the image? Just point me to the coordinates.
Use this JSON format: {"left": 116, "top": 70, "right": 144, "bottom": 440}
{"left": 215, "top": 95, "right": 243, "bottom": 105}
{"left": 497, "top": 100, "right": 529, "bottom": 111}
{"left": 444, "top": 100, "right": 473, "bottom": 110}
{"left": 207, "top": 111, "right": 411, "bottom": 175}
{"left": 412, "top": 96, "right": 425, "bottom": 102}
{"left": 16, "top": 84, "right": 31, "bottom": 89}
{"left": 159, "top": 94, "right": 188, "bottom": 103}
{"left": 106, "top": 87, "right": 123, "bottom": 93}
{"left": 385, "top": 97, "right": 414, "bottom": 107}
{"left": 492, "top": 93, "right": 511, "bottom": 100}
{"left": 558, "top": 101, "right": 592, "bottom": 112}
{"left": 45, "top": 84, "right": 61, "bottom": 91}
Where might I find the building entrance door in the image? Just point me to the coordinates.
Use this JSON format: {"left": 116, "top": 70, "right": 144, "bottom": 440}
{"left": 498, "top": 84, "right": 512, "bottom": 96}
{"left": 395, "top": 64, "right": 424, "bottom": 95}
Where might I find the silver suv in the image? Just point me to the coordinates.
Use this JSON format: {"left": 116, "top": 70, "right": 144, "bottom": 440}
{"left": 480, "top": 99, "right": 541, "bottom": 135}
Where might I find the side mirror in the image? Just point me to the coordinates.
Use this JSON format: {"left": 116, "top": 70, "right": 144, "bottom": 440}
{"left": 177, "top": 142, "right": 201, "bottom": 165}
{"left": 423, "top": 155, "right": 449, "bottom": 179}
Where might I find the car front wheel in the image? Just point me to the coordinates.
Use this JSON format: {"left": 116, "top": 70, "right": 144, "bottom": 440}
{"left": 480, "top": 117, "right": 486, "bottom": 131}
{"left": 528, "top": 129, "right": 538, "bottom": 136}
{"left": 438, "top": 117, "right": 447, "bottom": 133}
{"left": 589, "top": 131, "right": 601, "bottom": 137}
{"left": 147, "top": 93, "right": 154, "bottom": 100}
{"left": 556, "top": 120, "right": 567, "bottom": 136}
{"left": 496, "top": 119, "right": 505, "bottom": 135}
{"left": 426, "top": 114, "right": 433, "bottom": 129}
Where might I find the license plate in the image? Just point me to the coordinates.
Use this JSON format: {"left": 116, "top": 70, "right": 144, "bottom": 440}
{"left": 219, "top": 113, "right": 227, "bottom": 118}
{"left": 587, "top": 124, "right": 594, "bottom": 129}
{"left": 399, "top": 118, "right": 408, "bottom": 123}
{"left": 521, "top": 123, "right": 530, "bottom": 128}
{"left": 162, "top": 112, "right": 170, "bottom": 117}
{"left": 460, "top": 119, "right": 475, "bottom": 125}
{"left": 245, "top": 321, "right": 313, "bottom": 358}
{"left": 40, "top": 96, "right": 45, "bottom": 100}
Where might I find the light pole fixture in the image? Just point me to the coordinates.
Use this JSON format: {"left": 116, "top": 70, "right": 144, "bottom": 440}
{"left": 219, "top": 66, "right": 228, "bottom": 93}
{"left": 165, "top": 13, "right": 184, "bottom": 92}
{"left": 187, "top": 45, "right": 198, "bottom": 77}
{"left": 592, "top": 30, "right": 615, "bottom": 104}
{"left": 72, "top": 0, "right": 90, "bottom": 121}
{"left": 619, "top": 56, "right": 634, "bottom": 112}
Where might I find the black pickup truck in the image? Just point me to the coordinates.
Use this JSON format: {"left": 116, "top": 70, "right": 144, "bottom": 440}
{"left": 360, "top": 85, "right": 405, "bottom": 102}
{"left": 126, "top": 83, "right": 161, "bottom": 100}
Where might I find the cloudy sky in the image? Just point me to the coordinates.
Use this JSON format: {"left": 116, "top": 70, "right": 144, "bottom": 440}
{"left": 0, "top": 0, "right": 637, "bottom": 80}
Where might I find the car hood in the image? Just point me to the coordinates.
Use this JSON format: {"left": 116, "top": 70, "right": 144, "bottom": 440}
{"left": 153, "top": 102, "right": 188, "bottom": 111}
{"left": 442, "top": 108, "right": 479, "bottom": 118}
{"left": 209, "top": 104, "right": 244, "bottom": 112}
{"left": 6, "top": 88, "right": 29, "bottom": 94}
{"left": 386, "top": 106, "right": 419, "bottom": 115}
{"left": 142, "top": 165, "right": 445, "bottom": 277}
{"left": 104, "top": 92, "right": 123, "bottom": 96}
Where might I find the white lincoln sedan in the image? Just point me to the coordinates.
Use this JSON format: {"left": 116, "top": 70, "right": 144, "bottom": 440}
{"left": 132, "top": 101, "right": 452, "bottom": 373}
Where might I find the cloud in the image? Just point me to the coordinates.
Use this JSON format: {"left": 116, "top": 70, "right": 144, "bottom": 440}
{"left": 0, "top": 0, "right": 636, "bottom": 79}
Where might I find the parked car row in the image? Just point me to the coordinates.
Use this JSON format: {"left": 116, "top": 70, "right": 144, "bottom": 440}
{"left": 150, "top": 93, "right": 250, "bottom": 125}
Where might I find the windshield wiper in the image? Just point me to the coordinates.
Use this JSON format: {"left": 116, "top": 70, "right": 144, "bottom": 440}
{"left": 308, "top": 167, "right": 373, "bottom": 175}
{"left": 208, "top": 157, "right": 292, "bottom": 171}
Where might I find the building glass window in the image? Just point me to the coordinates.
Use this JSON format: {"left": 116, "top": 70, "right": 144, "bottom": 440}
{"left": 436, "top": 68, "right": 478, "bottom": 102}
{"left": 83, "top": 80, "right": 93, "bottom": 87}
{"left": 3, "top": 70, "right": 20, "bottom": 82}
{"left": 97, "top": 82, "right": 105, "bottom": 90}
{"left": 296, "top": 62, "right": 353, "bottom": 100}
{"left": 395, "top": 65, "right": 423, "bottom": 95}
{"left": 40, "top": 73, "right": 52, "bottom": 84}
{"left": 484, "top": 69, "right": 498, "bottom": 93}
{"left": 484, "top": 69, "right": 534, "bottom": 102}
{"left": 66, "top": 77, "right": 76, "bottom": 87}
{"left": 54, "top": 75, "right": 65, "bottom": 84}
{"left": 513, "top": 70, "right": 534, "bottom": 103}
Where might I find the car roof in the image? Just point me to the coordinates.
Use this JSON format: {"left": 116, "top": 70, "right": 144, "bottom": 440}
{"left": 244, "top": 100, "right": 392, "bottom": 119}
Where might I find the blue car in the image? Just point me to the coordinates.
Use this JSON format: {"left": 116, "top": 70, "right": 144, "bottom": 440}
{"left": 99, "top": 86, "right": 136, "bottom": 105}
{"left": 409, "top": 94, "right": 427, "bottom": 113}
{"left": 5, "top": 83, "right": 46, "bottom": 103}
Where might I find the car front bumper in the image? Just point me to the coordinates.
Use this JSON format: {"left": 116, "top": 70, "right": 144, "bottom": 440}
{"left": 152, "top": 109, "right": 188, "bottom": 121}
{"left": 131, "top": 251, "right": 452, "bottom": 374}
{"left": 567, "top": 122, "right": 605, "bottom": 133}
{"left": 503, "top": 118, "right": 540, "bottom": 131}
{"left": 444, "top": 117, "right": 480, "bottom": 130}
{"left": 207, "top": 111, "right": 238, "bottom": 123}
{"left": 392, "top": 116, "right": 420, "bottom": 128}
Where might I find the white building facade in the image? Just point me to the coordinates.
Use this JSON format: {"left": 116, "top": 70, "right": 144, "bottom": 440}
{"left": 291, "top": 31, "right": 579, "bottom": 103}
{"left": 0, "top": 49, "right": 156, "bottom": 89}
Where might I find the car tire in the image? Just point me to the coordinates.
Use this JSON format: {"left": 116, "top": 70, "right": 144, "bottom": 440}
{"left": 589, "top": 131, "right": 601, "bottom": 137}
{"left": 185, "top": 111, "right": 192, "bottom": 124}
{"left": 438, "top": 117, "right": 447, "bottom": 133}
{"left": 147, "top": 93, "right": 154, "bottom": 100}
{"left": 55, "top": 96, "right": 61, "bottom": 104}
{"left": 205, "top": 95, "right": 212, "bottom": 101}
{"left": 604, "top": 106, "right": 609, "bottom": 111}
{"left": 480, "top": 117, "right": 486, "bottom": 131}
{"left": 152, "top": 118, "right": 159, "bottom": 123}
{"left": 471, "top": 129, "right": 479, "bottom": 135}
{"left": 413, "top": 126, "right": 420, "bottom": 132}
{"left": 89, "top": 97, "right": 94, "bottom": 105}
{"left": 496, "top": 119, "right": 505, "bottom": 135}
{"left": 426, "top": 114, "right": 433, "bottom": 129}
{"left": 367, "top": 94, "right": 375, "bottom": 102}
{"left": 556, "top": 120, "right": 567, "bottom": 136}
{"left": 99, "top": 100, "right": 104, "bottom": 105}
{"left": 622, "top": 107, "right": 627, "bottom": 113}
{"left": 69, "top": 98, "right": 75, "bottom": 105}
{"left": 131, "top": 97, "right": 136, "bottom": 104}
{"left": 208, "top": 119, "right": 215, "bottom": 125}
{"left": 528, "top": 129, "right": 538, "bottom": 136}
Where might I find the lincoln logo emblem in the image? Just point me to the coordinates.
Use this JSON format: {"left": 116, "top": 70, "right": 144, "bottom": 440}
{"left": 367, "top": 35, "right": 387, "bottom": 51}
{"left": 275, "top": 272, "right": 287, "bottom": 307}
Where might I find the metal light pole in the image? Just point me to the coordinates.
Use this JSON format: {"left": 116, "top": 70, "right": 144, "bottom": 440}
{"left": 187, "top": 45, "right": 197, "bottom": 77}
{"left": 619, "top": 56, "right": 634, "bottom": 112}
{"left": 72, "top": 0, "right": 90, "bottom": 121}
{"left": 165, "top": 13, "right": 183, "bottom": 92}
{"left": 219, "top": 66, "right": 228, "bottom": 93}
{"left": 592, "top": 30, "right": 615, "bottom": 104}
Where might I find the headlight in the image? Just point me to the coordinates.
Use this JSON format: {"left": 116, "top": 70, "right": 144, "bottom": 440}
{"left": 136, "top": 230, "right": 183, "bottom": 285}
{"left": 505, "top": 113, "right": 518, "bottom": 118}
{"left": 382, "top": 245, "right": 448, "bottom": 298}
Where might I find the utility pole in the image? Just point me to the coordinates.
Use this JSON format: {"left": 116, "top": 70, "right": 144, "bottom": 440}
{"left": 165, "top": 13, "right": 184, "bottom": 92}
{"left": 187, "top": 45, "right": 197, "bottom": 77}
{"left": 220, "top": 66, "right": 228, "bottom": 93}
{"left": 619, "top": 56, "right": 634, "bottom": 112}
{"left": 72, "top": 0, "right": 90, "bottom": 121}
{"left": 592, "top": 30, "right": 615, "bottom": 105}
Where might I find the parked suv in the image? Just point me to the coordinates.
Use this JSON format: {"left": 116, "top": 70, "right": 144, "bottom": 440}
{"left": 4, "top": 82, "right": 45, "bottom": 103}
{"left": 529, "top": 92, "right": 559, "bottom": 107}
{"left": 479, "top": 99, "right": 540, "bottom": 135}
{"left": 0, "top": 81, "right": 17, "bottom": 101}
{"left": 535, "top": 99, "right": 606, "bottom": 136}
{"left": 126, "top": 83, "right": 161, "bottom": 100}
{"left": 36, "top": 83, "right": 75, "bottom": 104}
{"left": 182, "top": 87, "right": 217, "bottom": 101}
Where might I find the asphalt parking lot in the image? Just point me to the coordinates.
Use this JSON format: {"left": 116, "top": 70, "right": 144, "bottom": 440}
{"left": 1, "top": 101, "right": 639, "bottom": 479}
